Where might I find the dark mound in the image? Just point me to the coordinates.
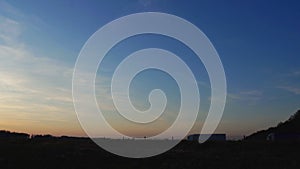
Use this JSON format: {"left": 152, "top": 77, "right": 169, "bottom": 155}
{"left": 246, "top": 110, "right": 300, "bottom": 141}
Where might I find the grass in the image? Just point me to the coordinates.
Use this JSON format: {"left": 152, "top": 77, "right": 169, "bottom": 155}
{"left": 0, "top": 138, "right": 300, "bottom": 169}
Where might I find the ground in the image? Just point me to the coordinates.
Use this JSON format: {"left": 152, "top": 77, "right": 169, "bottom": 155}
{"left": 0, "top": 138, "right": 299, "bottom": 169}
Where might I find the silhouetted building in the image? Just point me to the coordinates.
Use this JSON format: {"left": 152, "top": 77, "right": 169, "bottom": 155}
{"left": 187, "top": 134, "right": 226, "bottom": 141}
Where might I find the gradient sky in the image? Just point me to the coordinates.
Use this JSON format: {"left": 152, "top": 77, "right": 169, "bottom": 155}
{"left": 0, "top": 0, "right": 300, "bottom": 139}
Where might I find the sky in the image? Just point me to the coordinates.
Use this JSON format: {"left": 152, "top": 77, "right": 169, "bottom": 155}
{"left": 0, "top": 0, "right": 300, "bottom": 139}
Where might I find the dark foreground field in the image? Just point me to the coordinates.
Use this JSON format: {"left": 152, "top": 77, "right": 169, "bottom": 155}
{"left": 0, "top": 138, "right": 299, "bottom": 169}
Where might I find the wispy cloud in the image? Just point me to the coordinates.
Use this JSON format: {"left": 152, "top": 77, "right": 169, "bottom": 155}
{"left": 239, "top": 90, "right": 262, "bottom": 96}
{"left": 227, "top": 90, "right": 263, "bottom": 105}
{"left": 0, "top": 13, "right": 81, "bottom": 135}
{"left": 278, "top": 86, "right": 300, "bottom": 95}
{"left": 291, "top": 71, "right": 300, "bottom": 77}
{"left": 275, "top": 70, "right": 300, "bottom": 95}
{"left": 138, "top": 0, "right": 152, "bottom": 7}
{"left": 0, "top": 0, "right": 22, "bottom": 18}
{"left": 0, "top": 0, "right": 45, "bottom": 30}
{"left": 0, "top": 16, "right": 21, "bottom": 45}
{"left": 228, "top": 90, "right": 263, "bottom": 102}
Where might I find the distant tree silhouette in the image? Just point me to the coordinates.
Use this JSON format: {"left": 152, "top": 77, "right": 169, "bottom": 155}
{"left": 32, "top": 134, "right": 55, "bottom": 139}
{"left": 0, "top": 130, "right": 29, "bottom": 139}
{"left": 288, "top": 110, "right": 300, "bottom": 122}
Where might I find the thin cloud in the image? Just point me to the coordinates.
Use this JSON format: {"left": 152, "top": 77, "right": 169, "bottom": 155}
{"left": 278, "top": 86, "right": 300, "bottom": 95}
{"left": 228, "top": 90, "right": 263, "bottom": 102}
{"left": 0, "top": 14, "right": 79, "bottom": 135}
{"left": 0, "top": 16, "right": 21, "bottom": 44}
{"left": 0, "top": 0, "right": 46, "bottom": 30}
{"left": 291, "top": 71, "right": 300, "bottom": 77}
{"left": 240, "top": 90, "right": 262, "bottom": 96}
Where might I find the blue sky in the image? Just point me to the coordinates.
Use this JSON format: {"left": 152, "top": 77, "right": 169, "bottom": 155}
{"left": 0, "top": 0, "right": 300, "bottom": 139}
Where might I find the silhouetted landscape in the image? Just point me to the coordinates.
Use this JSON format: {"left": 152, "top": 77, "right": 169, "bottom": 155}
{"left": 1, "top": 0, "right": 299, "bottom": 168}
{"left": 1, "top": 110, "right": 300, "bottom": 169}
{"left": 246, "top": 110, "right": 300, "bottom": 141}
